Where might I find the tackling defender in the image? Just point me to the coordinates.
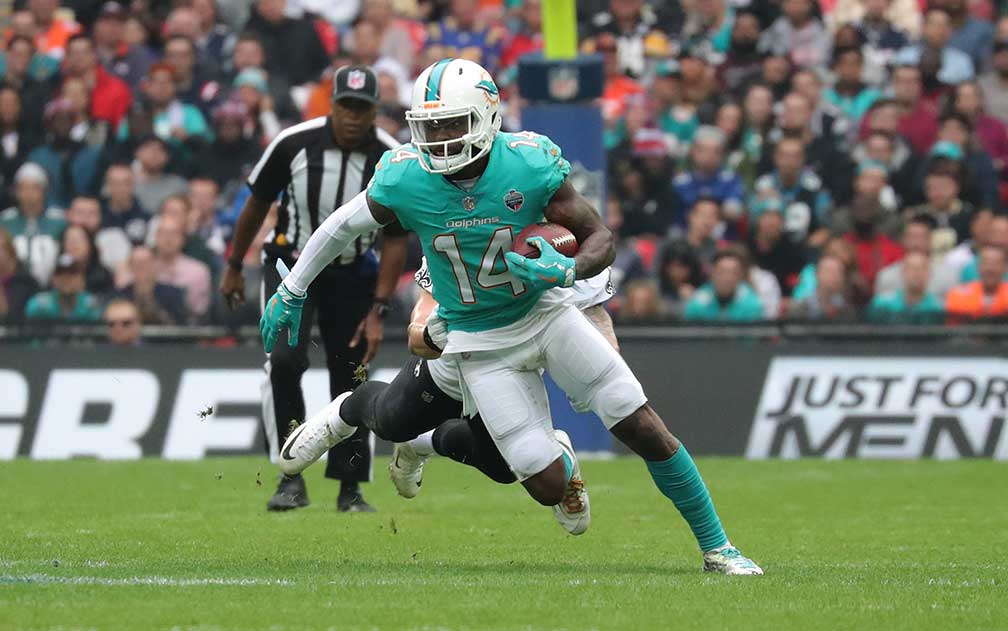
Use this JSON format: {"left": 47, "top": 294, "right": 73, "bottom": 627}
{"left": 261, "top": 59, "right": 763, "bottom": 574}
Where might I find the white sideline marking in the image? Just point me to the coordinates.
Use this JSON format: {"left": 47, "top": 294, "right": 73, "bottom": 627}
{"left": 0, "top": 574, "right": 293, "bottom": 586}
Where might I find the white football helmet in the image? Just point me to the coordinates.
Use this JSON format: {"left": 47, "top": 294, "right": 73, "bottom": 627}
{"left": 406, "top": 58, "right": 503, "bottom": 174}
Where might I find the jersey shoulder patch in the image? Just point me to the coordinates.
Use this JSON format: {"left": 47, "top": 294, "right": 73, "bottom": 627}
{"left": 497, "top": 131, "right": 571, "bottom": 198}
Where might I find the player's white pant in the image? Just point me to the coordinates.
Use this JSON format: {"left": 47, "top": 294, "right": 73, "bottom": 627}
{"left": 442, "top": 305, "right": 646, "bottom": 480}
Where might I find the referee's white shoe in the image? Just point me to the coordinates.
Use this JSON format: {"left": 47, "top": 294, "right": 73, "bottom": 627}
{"left": 279, "top": 392, "right": 357, "bottom": 475}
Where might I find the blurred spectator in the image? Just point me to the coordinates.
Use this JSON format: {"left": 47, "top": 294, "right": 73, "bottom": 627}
{"left": 764, "top": 92, "right": 855, "bottom": 203}
{"left": 841, "top": 196, "right": 904, "bottom": 288}
{"left": 747, "top": 201, "right": 807, "bottom": 297}
{"left": 65, "top": 195, "right": 131, "bottom": 272}
{"left": 894, "top": 8, "right": 974, "bottom": 86}
{"left": 648, "top": 61, "right": 694, "bottom": 150}
{"left": 930, "top": 112, "right": 999, "bottom": 212}
{"left": 868, "top": 251, "right": 944, "bottom": 323}
{"left": 759, "top": 0, "right": 829, "bottom": 69}
{"left": 789, "top": 68, "right": 850, "bottom": 150}
{"left": 945, "top": 245, "right": 1008, "bottom": 321}
{"left": 617, "top": 278, "right": 664, "bottom": 322}
{"left": 28, "top": 0, "right": 81, "bottom": 61}
{"left": 3, "top": 13, "right": 60, "bottom": 83}
{"left": 724, "top": 241, "right": 782, "bottom": 319}
{"left": 61, "top": 34, "right": 132, "bottom": 128}
{"left": 0, "top": 163, "right": 63, "bottom": 285}
{"left": 100, "top": 164, "right": 148, "bottom": 244}
{"left": 0, "top": 227, "right": 39, "bottom": 324}
{"left": 668, "top": 197, "right": 721, "bottom": 273}
{"left": 347, "top": 0, "right": 415, "bottom": 72}
{"left": 951, "top": 81, "right": 1008, "bottom": 177}
{"left": 61, "top": 77, "right": 108, "bottom": 149}
{"left": 786, "top": 254, "right": 856, "bottom": 320}
{"left": 118, "top": 63, "right": 212, "bottom": 149}
{"left": 750, "top": 134, "right": 831, "bottom": 246}
{"left": 1, "top": 35, "right": 52, "bottom": 132}
{"left": 905, "top": 156, "right": 975, "bottom": 254}
{"left": 936, "top": 208, "right": 993, "bottom": 288}
{"left": 151, "top": 213, "right": 211, "bottom": 320}
{"left": 793, "top": 235, "right": 871, "bottom": 304}
{"left": 673, "top": 126, "right": 744, "bottom": 228}
{"left": 680, "top": 0, "right": 732, "bottom": 61}
{"left": 874, "top": 213, "right": 954, "bottom": 297}
{"left": 103, "top": 297, "right": 142, "bottom": 346}
{"left": 501, "top": 0, "right": 544, "bottom": 70}
{"left": 227, "top": 32, "right": 300, "bottom": 124}
{"left": 583, "top": 0, "right": 676, "bottom": 78}
{"left": 162, "top": 35, "right": 216, "bottom": 110}
{"left": 823, "top": 46, "right": 881, "bottom": 124}
{"left": 596, "top": 33, "right": 644, "bottom": 125}
{"left": 939, "top": 0, "right": 992, "bottom": 71}
{"left": 230, "top": 68, "right": 281, "bottom": 144}
{"left": 851, "top": 0, "right": 912, "bottom": 85}
{"left": 956, "top": 215, "right": 1008, "bottom": 283}
{"left": 887, "top": 66, "right": 938, "bottom": 155}
{"left": 188, "top": 178, "right": 228, "bottom": 256}
{"left": 92, "top": 1, "right": 153, "bottom": 89}
{"left": 114, "top": 245, "right": 189, "bottom": 325}
{"left": 149, "top": 195, "right": 220, "bottom": 279}
{"left": 188, "top": 0, "right": 238, "bottom": 72}
{"left": 831, "top": 160, "right": 900, "bottom": 232}
{"left": 24, "top": 253, "right": 101, "bottom": 322}
{"left": 832, "top": 0, "right": 920, "bottom": 40}
{"left": 131, "top": 136, "right": 189, "bottom": 215}
{"left": 850, "top": 129, "right": 919, "bottom": 206}
{"left": 657, "top": 240, "right": 704, "bottom": 316}
{"left": 0, "top": 87, "right": 36, "bottom": 207}
{"left": 243, "top": 0, "right": 329, "bottom": 87}
{"left": 683, "top": 249, "right": 764, "bottom": 321}
{"left": 716, "top": 9, "right": 763, "bottom": 92}
{"left": 59, "top": 222, "right": 113, "bottom": 296}
{"left": 607, "top": 129, "right": 681, "bottom": 238}
{"left": 26, "top": 98, "right": 101, "bottom": 208}
{"left": 978, "top": 38, "right": 1008, "bottom": 122}
{"left": 196, "top": 101, "right": 260, "bottom": 195}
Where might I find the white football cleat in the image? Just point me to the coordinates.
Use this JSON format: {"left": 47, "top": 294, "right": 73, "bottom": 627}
{"left": 279, "top": 392, "right": 356, "bottom": 475}
{"left": 703, "top": 544, "right": 764, "bottom": 575}
{"left": 389, "top": 441, "right": 426, "bottom": 499}
{"left": 552, "top": 430, "right": 590, "bottom": 536}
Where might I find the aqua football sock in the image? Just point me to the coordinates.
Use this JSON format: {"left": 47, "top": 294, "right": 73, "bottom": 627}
{"left": 645, "top": 444, "right": 728, "bottom": 552}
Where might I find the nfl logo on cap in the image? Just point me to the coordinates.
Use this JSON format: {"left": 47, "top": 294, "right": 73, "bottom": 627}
{"left": 348, "top": 69, "right": 366, "bottom": 90}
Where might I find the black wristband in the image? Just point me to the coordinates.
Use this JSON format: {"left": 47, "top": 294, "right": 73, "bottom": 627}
{"left": 422, "top": 326, "right": 442, "bottom": 352}
{"left": 227, "top": 257, "right": 243, "bottom": 272}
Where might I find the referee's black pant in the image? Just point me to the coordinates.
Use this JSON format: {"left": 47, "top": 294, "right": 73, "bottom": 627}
{"left": 262, "top": 256, "right": 374, "bottom": 482}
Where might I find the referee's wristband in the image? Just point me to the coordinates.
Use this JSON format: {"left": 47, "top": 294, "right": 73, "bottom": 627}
{"left": 226, "top": 257, "right": 243, "bottom": 272}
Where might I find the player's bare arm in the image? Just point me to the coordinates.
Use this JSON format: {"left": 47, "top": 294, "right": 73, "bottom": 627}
{"left": 543, "top": 180, "right": 615, "bottom": 280}
{"left": 220, "top": 193, "right": 273, "bottom": 309}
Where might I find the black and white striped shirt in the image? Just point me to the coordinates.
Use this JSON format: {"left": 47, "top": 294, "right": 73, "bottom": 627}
{"left": 247, "top": 116, "right": 399, "bottom": 265}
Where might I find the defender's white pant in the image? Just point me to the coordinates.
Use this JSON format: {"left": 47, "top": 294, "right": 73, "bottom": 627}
{"left": 444, "top": 305, "right": 647, "bottom": 480}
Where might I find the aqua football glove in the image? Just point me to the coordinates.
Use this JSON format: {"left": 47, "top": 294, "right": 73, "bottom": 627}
{"left": 260, "top": 282, "right": 306, "bottom": 353}
{"left": 503, "top": 236, "right": 577, "bottom": 291}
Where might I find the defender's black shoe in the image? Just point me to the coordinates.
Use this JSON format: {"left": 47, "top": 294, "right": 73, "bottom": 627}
{"left": 267, "top": 474, "right": 310, "bottom": 511}
{"left": 337, "top": 492, "right": 376, "bottom": 513}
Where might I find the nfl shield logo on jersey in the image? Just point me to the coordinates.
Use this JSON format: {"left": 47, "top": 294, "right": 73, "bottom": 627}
{"left": 347, "top": 70, "right": 367, "bottom": 90}
{"left": 503, "top": 189, "right": 524, "bottom": 212}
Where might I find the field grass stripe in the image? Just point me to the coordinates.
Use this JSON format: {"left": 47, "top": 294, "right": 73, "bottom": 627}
{"left": 0, "top": 574, "right": 294, "bottom": 586}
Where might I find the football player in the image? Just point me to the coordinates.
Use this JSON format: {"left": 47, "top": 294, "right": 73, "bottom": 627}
{"left": 261, "top": 59, "right": 762, "bottom": 574}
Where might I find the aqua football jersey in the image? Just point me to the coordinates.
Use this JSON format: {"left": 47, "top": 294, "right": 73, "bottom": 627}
{"left": 368, "top": 131, "right": 571, "bottom": 332}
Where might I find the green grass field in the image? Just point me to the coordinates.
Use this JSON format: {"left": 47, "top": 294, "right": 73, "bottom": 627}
{"left": 1, "top": 457, "right": 1005, "bottom": 631}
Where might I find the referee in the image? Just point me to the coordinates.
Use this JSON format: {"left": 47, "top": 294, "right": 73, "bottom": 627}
{"left": 221, "top": 66, "right": 408, "bottom": 512}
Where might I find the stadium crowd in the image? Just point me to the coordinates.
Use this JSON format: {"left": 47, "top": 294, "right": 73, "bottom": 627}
{"left": 2, "top": 0, "right": 1008, "bottom": 336}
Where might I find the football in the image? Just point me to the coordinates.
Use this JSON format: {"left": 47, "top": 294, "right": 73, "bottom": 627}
{"left": 511, "top": 222, "right": 579, "bottom": 259}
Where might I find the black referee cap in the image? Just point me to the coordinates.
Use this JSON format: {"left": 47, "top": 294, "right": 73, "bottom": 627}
{"left": 331, "top": 65, "right": 379, "bottom": 104}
